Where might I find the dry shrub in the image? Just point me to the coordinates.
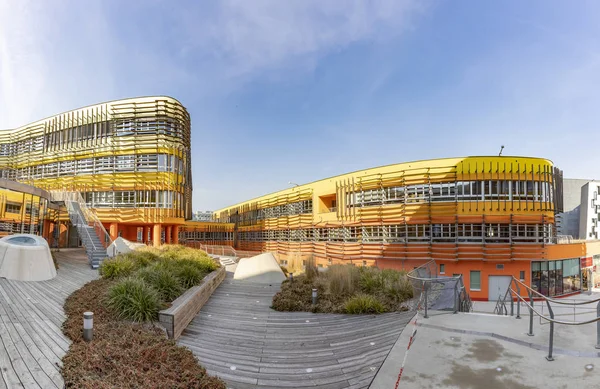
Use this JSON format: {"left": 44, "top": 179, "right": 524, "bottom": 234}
{"left": 62, "top": 278, "right": 225, "bottom": 388}
{"left": 62, "top": 322, "right": 225, "bottom": 389}
{"left": 304, "top": 256, "right": 318, "bottom": 281}
{"left": 272, "top": 262, "right": 413, "bottom": 314}
{"left": 328, "top": 264, "right": 359, "bottom": 296}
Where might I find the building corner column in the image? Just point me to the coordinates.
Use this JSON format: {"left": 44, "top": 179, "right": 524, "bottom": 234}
{"left": 173, "top": 226, "right": 180, "bottom": 245}
{"left": 153, "top": 224, "right": 162, "bottom": 247}
{"left": 109, "top": 223, "right": 119, "bottom": 242}
{"left": 166, "top": 225, "right": 172, "bottom": 244}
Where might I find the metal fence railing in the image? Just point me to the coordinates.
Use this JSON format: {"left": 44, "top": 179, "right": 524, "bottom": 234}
{"left": 407, "top": 260, "right": 473, "bottom": 317}
{"left": 183, "top": 242, "right": 262, "bottom": 260}
{"left": 494, "top": 276, "right": 600, "bottom": 360}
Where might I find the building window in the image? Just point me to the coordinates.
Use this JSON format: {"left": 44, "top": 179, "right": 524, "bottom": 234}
{"left": 531, "top": 259, "right": 580, "bottom": 297}
{"left": 470, "top": 271, "right": 481, "bottom": 291}
{"left": 440, "top": 264, "right": 445, "bottom": 274}
{"left": 520, "top": 271, "right": 525, "bottom": 281}
{"left": 496, "top": 264, "right": 504, "bottom": 270}
{"left": 5, "top": 203, "right": 21, "bottom": 214}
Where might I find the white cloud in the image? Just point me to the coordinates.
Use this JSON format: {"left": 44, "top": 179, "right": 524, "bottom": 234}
{"left": 0, "top": 0, "right": 118, "bottom": 129}
{"left": 178, "top": 0, "right": 426, "bottom": 79}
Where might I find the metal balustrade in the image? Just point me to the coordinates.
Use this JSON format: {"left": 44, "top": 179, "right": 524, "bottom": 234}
{"left": 494, "top": 276, "right": 600, "bottom": 360}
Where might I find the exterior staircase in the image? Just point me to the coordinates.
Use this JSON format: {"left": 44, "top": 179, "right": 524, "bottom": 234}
{"left": 50, "top": 191, "right": 112, "bottom": 269}
{"left": 66, "top": 201, "right": 108, "bottom": 268}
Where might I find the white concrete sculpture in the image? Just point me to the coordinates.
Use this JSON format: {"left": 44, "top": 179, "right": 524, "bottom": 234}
{"left": 106, "top": 237, "right": 147, "bottom": 258}
{"left": 233, "top": 253, "right": 286, "bottom": 284}
{"left": 0, "top": 234, "right": 57, "bottom": 281}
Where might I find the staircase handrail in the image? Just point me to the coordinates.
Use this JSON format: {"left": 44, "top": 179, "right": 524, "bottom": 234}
{"left": 502, "top": 276, "right": 600, "bottom": 325}
{"left": 50, "top": 190, "right": 112, "bottom": 248}
{"left": 64, "top": 200, "right": 99, "bottom": 254}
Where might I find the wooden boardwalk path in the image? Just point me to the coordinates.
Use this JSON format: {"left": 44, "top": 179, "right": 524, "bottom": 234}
{"left": 178, "top": 271, "right": 413, "bottom": 389}
{"left": 0, "top": 249, "right": 98, "bottom": 389}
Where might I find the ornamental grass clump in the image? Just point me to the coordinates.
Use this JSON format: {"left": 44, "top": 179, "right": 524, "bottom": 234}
{"left": 135, "top": 265, "right": 184, "bottom": 302}
{"left": 344, "top": 294, "right": 386, "bottom": 314}
{"left": 107, "top": 277, "right": 162, "bottom": 322}
{"left": 100, "top": 245, "right": 220, "bottom": 320}
{"left": 99, "top": 256, "right": 138, "bottom": 279}
{"left": 272, "top": 262, "right": 413, "bottom": 314}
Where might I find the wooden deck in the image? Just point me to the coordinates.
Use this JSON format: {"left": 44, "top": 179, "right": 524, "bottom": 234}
{"left": 178, "top": 271, "right": 413, "bottom": 389}
{"left": 0, "top": 249, "right": 98, "bottom": 389}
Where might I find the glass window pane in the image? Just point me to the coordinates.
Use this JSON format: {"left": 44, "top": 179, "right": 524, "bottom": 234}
{"left": 470, "top": 270, "right": 481, "bottom": 290}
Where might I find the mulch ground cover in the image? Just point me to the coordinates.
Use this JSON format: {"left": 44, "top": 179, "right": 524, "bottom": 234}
{"left": 61, "top": 278, "right": 225, "bottom": 389}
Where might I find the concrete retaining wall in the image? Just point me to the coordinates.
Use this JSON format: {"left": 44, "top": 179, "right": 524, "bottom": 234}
{"left": 158, "top": 266, "right": 226, "bottom": 339}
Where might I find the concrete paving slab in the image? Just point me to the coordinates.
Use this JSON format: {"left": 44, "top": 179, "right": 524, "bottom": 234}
{"left": 372, "top": 308, "right": 600, "bottom": 388}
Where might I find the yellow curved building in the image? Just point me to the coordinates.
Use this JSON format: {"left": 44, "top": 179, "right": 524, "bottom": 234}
{"left": 195, "top": 156, "right": 585, "bottom": 300}
{"left": 0, "top": 96, "right": 192, "bottom": 245}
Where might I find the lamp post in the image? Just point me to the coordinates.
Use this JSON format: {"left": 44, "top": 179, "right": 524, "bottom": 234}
{"left": 83, "top": 312, "right": 93, "bottom": 342}
{"left": 288, "top": 181, "right": 299, "bottom": 187}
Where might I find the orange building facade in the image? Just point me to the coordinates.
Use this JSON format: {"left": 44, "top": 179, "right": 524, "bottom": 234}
{"left": 198, "top": 156, "right": 586, "bottom": 300}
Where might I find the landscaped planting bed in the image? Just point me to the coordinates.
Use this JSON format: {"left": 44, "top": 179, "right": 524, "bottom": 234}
{"left": 61, "top": 245, "right": 226, "bottom": 389}
{"left": 272, "top": 261, "right": 413, "bottom": 314}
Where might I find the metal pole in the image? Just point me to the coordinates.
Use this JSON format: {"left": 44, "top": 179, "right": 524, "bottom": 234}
{"left": 527, "top": 290, "right": 534, "bottom": 336}
{"left": 510, "top": 292, "right": 514, "bottom": 317}
{"left": 453, "top": 280, "right": 459, "bottom": 314}
{"left": 516, "top": 284, "right": 521, "bottom": 319}
{"left": 596, "top": 302, "right": 600, "bottom": 349}
{"left": 312, "top": 288, "right": 318, "bottom": 305}
{"left": 424, "top": 281, "right": 429, "bottom": 319}
{"left": 545, "top": 301, "right": 555, "bottom": 361}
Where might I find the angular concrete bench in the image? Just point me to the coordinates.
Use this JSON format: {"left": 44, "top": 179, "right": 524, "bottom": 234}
{"left": 158, "top": 266, "right": 226, "bottom": 339}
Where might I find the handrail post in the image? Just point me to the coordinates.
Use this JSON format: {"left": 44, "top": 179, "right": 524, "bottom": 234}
{"left": 423, "top": 281, "right": 429, "bottom": 319}
{"left": 516, "top": 283, "right": 521, "bottom": 319}
{"left": 510, "top": 290, "right": 514, "bottom": 317}
{"left": 596, "top": 302, "right": 600, "bottom": 349}
{"left": 453, "top": 280, "right": 459, "bottom": 314}
{"left": 527, "top": 290, "right": 534, "bottom": 336}
{"left": 545, "top": 300, "right": 555, "bottom": 361}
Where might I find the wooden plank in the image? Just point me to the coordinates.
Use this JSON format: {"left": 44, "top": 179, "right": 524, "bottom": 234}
{"left": 177, "top": 276, "right": 413, "bottom": 389}
{"left": 0, "top": 249, "right": 98, "bottom": 388}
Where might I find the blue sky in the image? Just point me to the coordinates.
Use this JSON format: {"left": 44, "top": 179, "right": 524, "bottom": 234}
{"left": 1, "top": 0, "right": 599, "bottom": 211}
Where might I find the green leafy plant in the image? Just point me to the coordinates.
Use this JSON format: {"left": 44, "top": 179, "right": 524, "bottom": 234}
{"left": 99, "top": 256, "right": 138, "bottom": 279}
{"left": 173, "top": 264, "right": 206, "bottom": 289}
{"left": 344, "top": 294, "right": 386, "bottom": 314}
{"left": 107, "top": 277, "right": 162, "bottom": 322}
{"left": 134, "top": 266, "right": 184, "bottom": 302}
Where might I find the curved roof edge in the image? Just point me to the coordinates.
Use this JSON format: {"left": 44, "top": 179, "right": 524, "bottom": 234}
{"left": 214, "top": 155, "right": 556, "bottom": 212}
{"left": 0, "top": 95, "right": 187, "bottom": 132}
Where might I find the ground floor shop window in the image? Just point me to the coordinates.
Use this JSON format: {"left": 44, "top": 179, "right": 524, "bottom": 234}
{"left": 531, "top": 258, "right": 580, "bottom": 297}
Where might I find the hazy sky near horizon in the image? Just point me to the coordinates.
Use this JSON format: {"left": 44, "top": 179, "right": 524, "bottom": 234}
{"left": 1, "top": 1, "right": 599, "bottom": 210}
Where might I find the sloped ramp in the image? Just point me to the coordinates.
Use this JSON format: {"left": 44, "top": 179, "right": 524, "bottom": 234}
{"left": 233, "top": 253, "right": 286, "bottom": 284}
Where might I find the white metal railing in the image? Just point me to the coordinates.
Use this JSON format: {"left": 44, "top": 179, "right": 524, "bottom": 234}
{"left": 50, "top": 190, "right": 112, "bottom": 249}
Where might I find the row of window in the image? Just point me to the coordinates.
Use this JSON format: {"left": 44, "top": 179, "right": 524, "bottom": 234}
{"left": 4, "top": 203, "right": 40, "bottom": 216}
{"left": 219, "top": 179, "right": 557, "bottom": 224}
{"left": 83, "top": 190, "right": 183, "bottom": 209}
{"left": 350, "top": 180, "right": 555, "bottom": 207}
{"left": 235, "top": 223, "right": 554, "bottom": 243}
{"left": 0, "top": 153, "right": 185, "bottom": 181}
{"left": 0, "top": 221, "right": 39, "bottom": 234}
{"left": 0, "top": 119, "right": 186, "bottom": 156}
{"left": 223, "top": 200, "right": 313, "bottom": 224}
{"left": 179, "top": 231, "right": 234, "bottom": 241}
